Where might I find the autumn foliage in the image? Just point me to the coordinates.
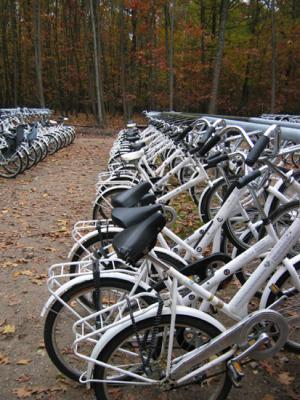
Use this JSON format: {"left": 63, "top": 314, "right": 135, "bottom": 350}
{"left": 0, "top": 0, "right": 300, "bottom": 118}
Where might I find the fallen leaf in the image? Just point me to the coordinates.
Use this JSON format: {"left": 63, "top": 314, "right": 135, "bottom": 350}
{"left": 16, "top": 359, "right": 32, "bottom": 365}
{"left": 261, "top": 361, "right": 276, "bottom": 376}
{"left": 13, "top": 270, "right": 33, "bottom": 278}
{"left": 2, "top": 261, "right": 19, "bottom": 268}
{"left": 12, "top": 388, "right": 33, "bottom": 398}
{"left": 1, "top": 324, "right": 16, "bottom": 334}
{"left": 0, "top": 353, "right": 10, "bottom": 365}
{"left": 8, "top": 298, "right": 21, "bottom": 306}
{"left": 15, "top": 375, "right": 32, "bottom": 383}
{"left": 277, "top": 372, "right": 294, "bottom": 385}
{"left": 262, "top": 395, "right": 275, "bottom": 400}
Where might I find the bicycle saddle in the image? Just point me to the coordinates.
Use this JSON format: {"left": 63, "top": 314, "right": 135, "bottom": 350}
{"left": 125, "top": 135, "right": 140, "bottom": 142}
{"left": 112, "top": 181, "right": 152, "bottom": 207}
{"left": 112, "top": 204, "right": 163, "bottom": 228}
{"left": 130, "top": 141, "right": 146, "bottom": 151}
{"left": 121, "top": 149, "right": 144, "bottom": 162}
{"left": 140, "top": 193, "right": 156, "bottom": 205}
{"left": 113, "top": 211, "right": 166, "bottom": 264}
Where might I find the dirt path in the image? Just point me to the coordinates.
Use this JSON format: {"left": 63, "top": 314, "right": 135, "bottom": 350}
{"left": 0, "top": 135, "right": 299, "bottom": 400}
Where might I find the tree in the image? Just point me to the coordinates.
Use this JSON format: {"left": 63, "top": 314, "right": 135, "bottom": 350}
{"left": 34, "top": 0, "right": 45, "bottom": 107}
{"left": 89, "top": 0, "right": 106, "bottom": 126}
{"left": 119, "top": 0, "right": 129, "bottom": 122}
{"left": 208, "top": 0, "right": 230, "bottom": 114}
{"left": 169, "top": 1, "right": 175, "bottom": 111}
{"left": 271, "top": 0, "right": 277, "bottom": 113}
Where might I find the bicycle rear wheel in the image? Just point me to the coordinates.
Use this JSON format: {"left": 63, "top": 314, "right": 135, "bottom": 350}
{"left": 43, "top": 277, "right": 156, "bottom": 381}
{"left": 0, "top": 151, "right": 22, "bottom": 178}
{"left": 93, "top": 314, "right": 231, "bottom": 400}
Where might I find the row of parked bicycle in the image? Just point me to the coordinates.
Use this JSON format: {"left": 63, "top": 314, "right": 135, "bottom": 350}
{"left": 42, "top": 113, "right": 300, "bottom": 400}
{"left": 0, "top": 108, "right": 75, "bottom": 178}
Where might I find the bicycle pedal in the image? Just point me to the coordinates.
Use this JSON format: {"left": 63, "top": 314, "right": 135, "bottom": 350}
{"left": 227, "top": 361, "right": 244, "bottom": 388}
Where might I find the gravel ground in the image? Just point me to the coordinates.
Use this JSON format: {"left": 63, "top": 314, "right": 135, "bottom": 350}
{"left": 0, "top": 134, "right": 299, "bottom": 400}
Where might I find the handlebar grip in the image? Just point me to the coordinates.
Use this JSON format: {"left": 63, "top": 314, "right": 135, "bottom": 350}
{"left": 205, "top": 154, "right": 229, "bottom": 169}
{"left": 197, "top": 133, "right": 221, "bottom": 156}
{"left": 236, "top": 170, "right": 261, "bottom": 189}
{"left": 245, "top": 135, "right": 270, "bottom": 166}
{"left": 174, "top": 125, "right": 193, "bottom": 142}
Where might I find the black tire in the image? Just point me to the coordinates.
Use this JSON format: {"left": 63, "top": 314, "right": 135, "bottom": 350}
{"left": 59, "top": 130, "right": 68, "bottom": 147}
{"left": 44, "top": 134, "right": 59, "bottom": 155}
{"left": 38, "top": 138, "right": 49, "bottom": 160}
{"left": 32, "top": 141, "right": 43, "bottom": 164}
{"left": 265, "top": 261, "right": 300, "bottom": 353}
{"left": 53, "top": 132, "right": 64, "bottom": 150}
{"left": 18, "top": 147, "right": 29, "bottom": 172}
{"left": 43, "top": 277, "right": 157, "bottom": 381}
{"left": 0, "top": 150, "right": 23, "bottom": 178}
{"left": 222, "top": 189, "right": 269, "bottom": 252}
{"left": 199, "top": 175, "right": 239, "bottom": 223}
{"left": 93, "top": 314, "right": 232, "bottom": 400}
{"left": 235, "top": 200, "right": 300, "bottom": 286}
{"left": 27, "top": 145, "right": 38, "bottom": 169}
{"left": 268, "top": 169, "right": 300, "bottom": 212}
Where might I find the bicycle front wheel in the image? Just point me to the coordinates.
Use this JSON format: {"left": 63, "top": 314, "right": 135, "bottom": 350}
{"left": 93, "top": 314, "right": 232, "bottom": 400}
{"left": 43, "top": 277, "right": 156, "bottom": 381}
{"left": 266, "top": 261, "right": 300, "bottom": 353}
{"left": 0, "top": 151, "right": 23, "bottom": 178}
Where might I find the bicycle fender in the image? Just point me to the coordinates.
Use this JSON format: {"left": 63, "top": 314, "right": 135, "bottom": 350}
{"left": 152, "top": 246, "right": 188, "bottom": 266}
{"left": 41, "top": 272, "right": 152, "bottom": 318}
{"left": 85, "top": 305, "right": 226, "bottom": 382}
{"left": 93, "top": 184, "right": 133, "bottom": 208}
{"left": 68, "top": 226, "right": 122, "bottom": 260}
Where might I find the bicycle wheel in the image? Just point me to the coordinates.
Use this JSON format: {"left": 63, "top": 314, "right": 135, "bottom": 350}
{"left": 93, "top": 186, "right": 131, "bottom": 220}
{"left": 38, "top": 138, "right": 48, "bottom": 160}
{"left": 93, "top": 314, "right": 232, "bottom": 400}
{"left": 31, "top": 141, "right": 43, "bottom": 164}
{"left": 18, "top": 147, "right": 29, "bottom": 172}
{"left": 235, "top": 200, "right": 300, "bottom": 286}
{"left": 268, "top": 169, "right": 300, "bottom": 212}
{"left": 199, "top": 175, "right": 240, "bottom": 223}
{"left": 44, "top": 134, "right": 59, "bottom": 155}
{"left": 53, "top": 132, "right": 64, "bottom": 150}
{"left": 189, "top": 167, "right": 222, "bottom": 207}
{"left": 27, "top": 144, "right": 38, "bottom": 169}
{"left": 222, "top": 187, "right": 269, "bottom": 252}
{"left": 265, "top": 262, "right": 300, "bottom": 353}
{"left": 0, "top": 151, "right": 22, "bottom": 178}
{"left": 44, "top": 277, "right": 156, "bottom": 381}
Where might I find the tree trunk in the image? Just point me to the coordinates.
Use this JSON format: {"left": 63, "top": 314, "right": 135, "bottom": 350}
{"left": 34, "top": 0, "right": 45, "bottom": 107}
{"left": 89, "top": 0, "right": 105, "bottom": 126}
{"left": 208, "top": 0, "right": 229, "bottom": 114}
{"left": 200, "top": 0, "right": 206, "bottom": 64}
{"left": 11, "top": 0, "right": 18, "bottom": 106}
{"left": 169, "top": 1, "right": 175, "bottom": 111}
{"left": 119, "top": 0, "right": 129, "bottom": 122}
{"left": 271, "top": 0, "right": 276, "bottom": 113}
{"left": 95, "top": 2, "right": 106, "bottom": 123}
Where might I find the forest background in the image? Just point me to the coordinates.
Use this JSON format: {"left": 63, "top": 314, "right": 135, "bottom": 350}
{"left": 0, "top": 0, "right": 300, "bottom": 126}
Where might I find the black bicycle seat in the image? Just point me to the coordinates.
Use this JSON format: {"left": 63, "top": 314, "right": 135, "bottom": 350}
{"left": 112, "top": 181, "right": 152, "bottom": 208}
{"left": 140, "top": 193, "right": 156, "bottom": 205}
{"left": 113, "top": 212, "right": 166, "bottom": 264}
{"left": 125, "top": 135, "right": 140, "bottom": 142}
{"left": 130, "top": 142, "right": 146, "bottom": 151}
{"left": 112, "top": 204, "right": 162, "bottom": 228}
